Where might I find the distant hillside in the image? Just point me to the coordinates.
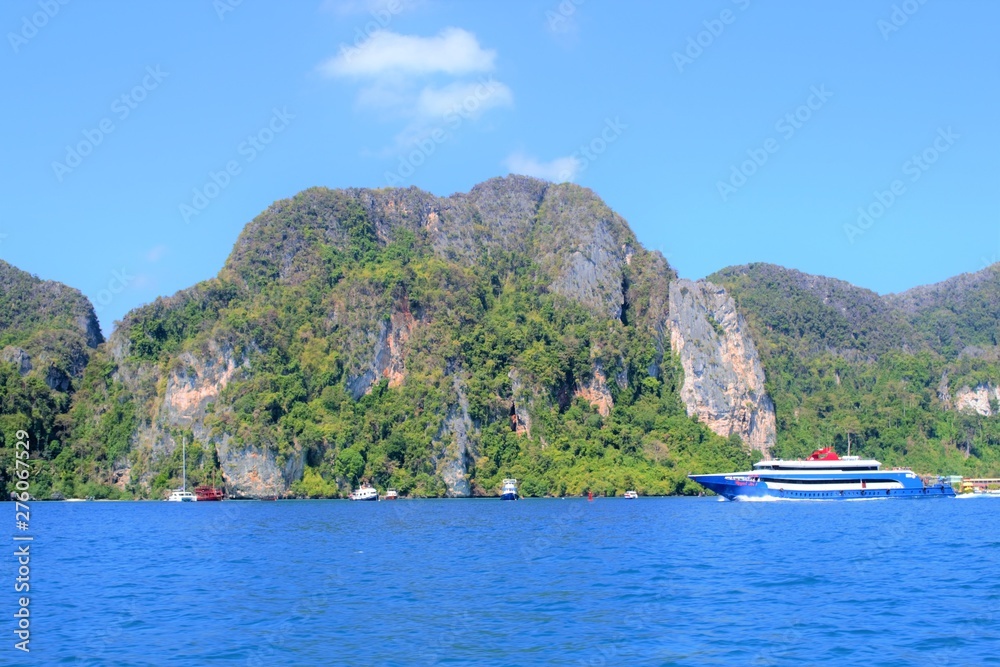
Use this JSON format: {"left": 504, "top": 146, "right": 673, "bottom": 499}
{"left": 886, "top": 264, "right": 1000, "bottom": 357}
{"left": 711, "top": 263, "right": 917, "bottom": 358}
{"left": 0, "top": 260, "right": 103, "bottom": 494}
{"left": 711, "top": 262, "right": 1000, "bottom": 475}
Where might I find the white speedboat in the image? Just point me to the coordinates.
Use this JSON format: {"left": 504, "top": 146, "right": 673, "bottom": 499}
{"left": 624, "top": 490, "right": 639, "bottom": 499}
{"left": 167, "top": 489, "right": 197, "bottom": 502}
{"left": 349, "top": 485, "right": 379, "bottom": 501}
{"left": 500, "top": 478, "right": 518, "bottom": 500}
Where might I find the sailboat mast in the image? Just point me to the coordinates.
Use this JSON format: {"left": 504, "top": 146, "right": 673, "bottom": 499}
{"left": 182, "top": 437, "right": 187, "bottom": 491}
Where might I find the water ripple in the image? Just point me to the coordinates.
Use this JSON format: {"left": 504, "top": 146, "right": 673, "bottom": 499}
{"left": 13, "top": 497, "right": 1000, "bottom": 665}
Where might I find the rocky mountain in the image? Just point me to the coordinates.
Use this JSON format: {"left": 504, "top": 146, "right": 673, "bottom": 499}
{"left": 58, "top": 177, "right": 761, "bottom": 499}
{"left": 0, "top": 260, "right": 102, "bottom": 390}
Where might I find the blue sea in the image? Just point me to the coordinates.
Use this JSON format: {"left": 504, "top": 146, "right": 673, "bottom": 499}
{"left": 7, "top": 496, "right": 1000, "bottom": 666}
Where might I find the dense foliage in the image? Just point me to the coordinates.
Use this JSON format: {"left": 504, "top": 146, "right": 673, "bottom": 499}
{"left": 712, "top": 263, "right": 1000, "bottom": 476}
{"left": 0, "top": 261, "right": 104, "bottom": 497}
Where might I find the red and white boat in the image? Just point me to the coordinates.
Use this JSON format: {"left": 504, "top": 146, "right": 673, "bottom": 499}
{"left": 194, "top": 486, "right": 225, "bottom": 501}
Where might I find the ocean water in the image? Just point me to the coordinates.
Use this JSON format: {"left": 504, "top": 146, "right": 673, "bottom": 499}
{"left": 8, "top": 496, "right": 1000, "bottom": 666}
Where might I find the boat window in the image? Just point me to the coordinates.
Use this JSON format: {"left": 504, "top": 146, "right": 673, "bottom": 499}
{"left": 761, "top": 477, "right": 895, "bottom": 485}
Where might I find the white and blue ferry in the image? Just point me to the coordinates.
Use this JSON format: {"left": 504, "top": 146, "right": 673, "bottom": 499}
{"left": 689, "top": 448, "right": 956, "bottom": 501}
{"left": 500, "top": 478, "right": 518, "bottom": 501}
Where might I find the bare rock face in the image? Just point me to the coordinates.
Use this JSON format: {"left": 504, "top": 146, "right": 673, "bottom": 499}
{"left": 508, "top": 369, "right": 533, "bottom": 436}
{"left": 345, "top": 302, "right": 414, "bottom": 399}
{"left": 435, "top": 373, "right": 477, "bottom": 497}
{"left": 216, "top": 437, "right": 304, "bottom": 498}
{"left": 108, "top": 335, "right": 306, "bottom": 497}
{"left": 574, "top": 359, "right": 614, "bottom": 417}
{"left": 954, "top": 384, "right": 1000, "bottom": 416}
{"left": 667, "top": 279, "right": 776, "bottom": 453}
{"left": 1, "top": 347, "right": 32, "bottom": 375}
{"left": 534, "top": 184, "right": 636, "bottom": 321}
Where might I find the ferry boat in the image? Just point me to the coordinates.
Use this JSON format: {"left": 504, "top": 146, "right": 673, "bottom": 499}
{"left": 384, "top": 489, "right": 399, "bottom": 500}
{"left": 624, "top": 490, "right": 639, "bottom": 499}
{"left": 500, "top": 478, "right": 518, "bottom": 501}
{"left": 349, "top": 485, "right": 379, "bottom": 501}
{"left": 688, "top": 447, "right": 956, "bottom": 501}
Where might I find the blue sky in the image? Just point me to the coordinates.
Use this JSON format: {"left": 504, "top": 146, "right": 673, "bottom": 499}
{"left": 2, "top": 0, "right": 998, "bottom": 334}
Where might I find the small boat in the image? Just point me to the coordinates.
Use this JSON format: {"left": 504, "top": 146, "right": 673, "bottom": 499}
{"left": 167, "top": 489, "right": 197, "bottom": 502}
{"left": 166, "top": 437, "right": 197, "bottom": 501}
{"left": 500, "top": 478, "right": 518, "bottom": 501}
{"left": 195, "top": 468, "right": 225, "bottom": 501}
{"left": 195, "top": 486, "right": 225, "bottom": 501}
{"left": 349, "top": 484, "right": 379, "bottom": 501}
{"left": 624, "top": 490, "right": 639, "bottom": 499}
{"left": 384, "top": 489, "right": 399, "bottom": 500}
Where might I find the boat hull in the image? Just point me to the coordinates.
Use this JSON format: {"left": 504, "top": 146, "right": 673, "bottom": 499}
{"left": 194, "top": 487, "right": 224, "bottom": 501}
{"left": 688, "top": 473, "right": 956, "bottom": 500}
{"left": 500, "top": 493, "right": 518, "bottom": 501}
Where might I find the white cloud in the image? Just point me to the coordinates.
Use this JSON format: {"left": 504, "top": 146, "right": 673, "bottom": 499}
{"left": 321, "top": 26, "right": 512, "bottom": 155}
{"left": 322, "top": 28, "right": 496, "bottom": 78}
{"left": 415, "top": 79, "right": 512, "bottom": 120}
{"left": 504, "top": 152, "right": 581, "bottom": 183}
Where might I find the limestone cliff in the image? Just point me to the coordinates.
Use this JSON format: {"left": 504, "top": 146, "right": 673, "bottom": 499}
{"left": 667, "top": 279, "right": 776, "bottom": 453}
{"left": 951, "top": 384, "right": 1000, "bottom": 417}
{"left": 106, "top": 331, "right": 304, "bottom": 498}
{"left": 434, "top": 372, "right": 477, "bottom": 497}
